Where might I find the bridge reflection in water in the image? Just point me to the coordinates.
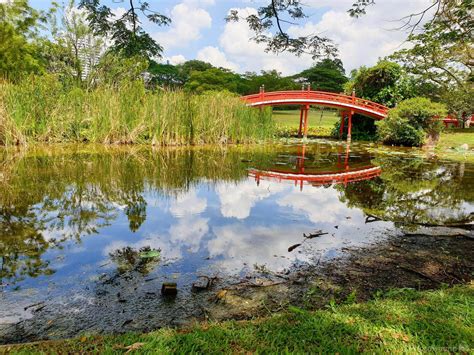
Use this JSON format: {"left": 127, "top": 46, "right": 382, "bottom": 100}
{"left": 249, "top": 144, "right": 382, "bottom": 190}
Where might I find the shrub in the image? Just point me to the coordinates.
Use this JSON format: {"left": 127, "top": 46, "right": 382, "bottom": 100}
{"left": 331, "top": 114, "right": 378, "bottom": 141}
{"left": 377, "top": 97, "right": 446, "bottom": 147}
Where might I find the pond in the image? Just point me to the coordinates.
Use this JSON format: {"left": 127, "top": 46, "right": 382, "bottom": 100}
{"left": 0, "top": 141, "right": 473, "bottom": 343}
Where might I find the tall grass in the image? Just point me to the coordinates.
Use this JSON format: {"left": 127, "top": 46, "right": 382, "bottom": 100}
{"left": 0, "top": 76, "right": 274, "bottom": 145}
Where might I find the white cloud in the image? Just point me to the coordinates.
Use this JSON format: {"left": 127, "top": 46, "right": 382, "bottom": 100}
{"left": 196, "top": 46, "right": 239, "bottom": 71}
{"left": 155, "top": 1, "right": 212, "bottom": 50}
{"left": 165, "top": 54, "right": 186, "bottom": 65}
{"left": 111, "top": 7, "right": 127, "bottom": 20}
{"left": 217, "top": 7, "right": 312, "bottom": 76}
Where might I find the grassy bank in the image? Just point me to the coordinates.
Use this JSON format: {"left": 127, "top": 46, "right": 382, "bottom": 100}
{"left": 435, "top": 127, "right": 474, "bottom": 163}
{"left": 4, "top": 284, "right": 472, "bottom": 353}
{"left": 0, "top": 77, "right": 274, "bottom": 146}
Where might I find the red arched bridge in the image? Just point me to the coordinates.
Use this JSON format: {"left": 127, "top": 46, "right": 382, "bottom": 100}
{"left": 241, "top": 87, "right": 389, "bottom": 140}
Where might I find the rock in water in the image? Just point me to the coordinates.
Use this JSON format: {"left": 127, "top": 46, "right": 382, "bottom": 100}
{"left": 161, "top": 282, "right": 178, "bottom": 297}
{"left": 192, "top": 277, "right": 210, "bottom": 292}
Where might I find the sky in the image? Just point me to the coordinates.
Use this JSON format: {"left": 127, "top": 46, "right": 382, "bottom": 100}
{"left": 27, "top": 0, "right": 434, "bottom": 75}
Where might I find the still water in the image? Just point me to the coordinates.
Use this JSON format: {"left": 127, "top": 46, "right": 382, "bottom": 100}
{"left": 0, "top": 141, "right": 473, "bottom": 342}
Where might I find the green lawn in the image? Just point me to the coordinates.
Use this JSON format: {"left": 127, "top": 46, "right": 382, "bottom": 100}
{"left": 273, "top": 109, "right": 339, "bottom": 128}
{"left": 436, "top": 127, "right": 474, "bottom": 163}
{"left": 5, "top": 285, "right": 473, "bottom": 354}
{"left": 272, "top": 109, "right": 339, "bottom": 137}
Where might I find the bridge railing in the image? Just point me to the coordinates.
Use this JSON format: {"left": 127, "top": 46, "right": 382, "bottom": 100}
{"left": 242, "top": 90, "right": 389, "bottom": 117}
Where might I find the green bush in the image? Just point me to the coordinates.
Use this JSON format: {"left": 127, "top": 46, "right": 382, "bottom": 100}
{"left": 331, "top": 114, "right": 378, "bottom": 141}
{"left": 377, "top": 97, "right": 446, "bottom": 147}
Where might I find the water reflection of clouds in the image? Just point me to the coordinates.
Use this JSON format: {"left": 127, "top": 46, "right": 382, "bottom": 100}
{"left": 103, "top": 188, "right": 210, "bottom": 261}
{"left": 208, "top": 223, "right": 312, "bottom": 272}
{"left": 169, "top": 215, "right": 209, "bottom": 253}
{"left": 216, "top": 180, "right": 286, "bottom": 219}
{"left": 101, "top": 178, "right": 387, "bottom": 274}
{"left": 169, "top": 188, "right": 207, "bottom": 216}
{"left": 276, "top": 187, "right": 347, "bottom": 224}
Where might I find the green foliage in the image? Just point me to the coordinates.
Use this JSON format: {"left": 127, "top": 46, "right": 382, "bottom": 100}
{"left": 178, "top": 60, "right": 214, "bottom": 79}
{"left": 332, "top": 114, "right": 378, "bottom": 141}
{"left": 184, "top": 68, "right": 245, "bottom": 94}
{"left": 389, "top": 0, "right": 472, "bottom": 115}
{"left": 88, "top": 52, "right": 149, "bottom": 87}
{"left": 378, "top": 97, "right": 447, "bottom": 147}
{"left": 377, "top": 119, "right": 425, "bottom": 147}
{"left": 294, "top": 58, "right": 348, "bottom": 92}
{"left": 47, "top": 0, "right": 105, "bottom": 87}
{"left": 243, "top": 70, "right": 298, "bottom": 94}
{"left": 79, "top": 0, "right": 170, "bottom": 59}
{"left": 148, "top": 61, "right": 185, "bottom": 88}
{"left": 0, "top": 1, "right": 54, "bottom": 80}
{"left": 345, "top": 60, "right": 414, "bottom": 107}
{"left": 338, "top": 60, "right": 416, "bottom": 142}
{"left": 184, "top": 68, "right": 240, "bottom": 93}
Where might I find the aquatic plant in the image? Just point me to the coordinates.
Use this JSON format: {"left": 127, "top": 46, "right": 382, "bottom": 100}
{"left": 0, "top": 76, "right": 274, "bottom": 146}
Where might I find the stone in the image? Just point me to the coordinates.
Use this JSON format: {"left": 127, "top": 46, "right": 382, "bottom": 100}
{"left": 161, "top": 282, "right": 178, "bottom": 297}
{"left": 192, "top": 277, "right": 210, "bottom": 292}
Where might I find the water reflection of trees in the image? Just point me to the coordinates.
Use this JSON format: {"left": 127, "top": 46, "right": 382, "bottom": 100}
{"left": 1, "top": 146, "right": 473, "bottom": 286}
{"left": 339, "top": 157, "right": 474, "bottom": 226}
{"left": 0, "top": 146, "right": 273, "bottom": 286}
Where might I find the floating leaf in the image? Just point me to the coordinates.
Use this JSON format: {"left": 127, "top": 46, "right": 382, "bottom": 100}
{"left": 139, "top": 250, "right": 161, "bottom": 259}
{"left": 288, "top": 243, "right": 302, "bottom": 252}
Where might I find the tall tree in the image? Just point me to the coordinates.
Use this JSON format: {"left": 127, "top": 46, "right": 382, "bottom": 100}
{"left": 45, "top": 0, "right": 105, "bottom": 86}
{"left": 345, "top": 61, "right": 414, "bottom": 107}
{"left": 79, "top": 0, "right": 170, "bottom": 59}
{"left": 0, "top": 0, "right": 53, "bottom": 80}
{"left": 389, "top": 0, "right": 473, "bottom": 114}
{"left": 184, "top": 67, "right": 244, "bottom": 94}
{"left": 294, "top": 59, "right": 348, "bottom": 93}
{"left": 148, "top": 61, "right": 185, "bottom": 88}
{"left": 243, "top": 70, "right": 298, "bottom": 94}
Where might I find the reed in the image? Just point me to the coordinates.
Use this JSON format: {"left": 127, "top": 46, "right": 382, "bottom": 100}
{"left": 0, "top": 76, "right": 274, "bottom": 146}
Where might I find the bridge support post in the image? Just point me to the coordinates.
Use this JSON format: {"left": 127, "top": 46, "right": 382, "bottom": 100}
{"left": 339, "top": 111, "right": 345, "bottom": 139}
{"left": 303, "top": 104, "right": 310, "bottom": 138}
{"left": 347, "top": 111, "right": 353, "bottom": 143}
{"left": 298, "top": 106, "right": 304, "bottom": 137}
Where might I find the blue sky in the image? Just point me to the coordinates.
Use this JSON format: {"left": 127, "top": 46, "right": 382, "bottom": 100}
{"left": 28, "top": 0, "right": 432, "bottom": 75}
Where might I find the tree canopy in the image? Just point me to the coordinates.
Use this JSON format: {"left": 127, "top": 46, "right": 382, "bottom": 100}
{"left": 345, "top": 61, "right": 414, "bottom": 107}
{"left": 78, "top": 0, "right": 170, "bottom": 59}
{"left": 293, "top": 59, "right": 347, "bottom": 93}
{"left": 0, "top": 0, "right": 53, "bottom": 80}
{"left": 389, "top": 0, "right": 473, "bottom": 115}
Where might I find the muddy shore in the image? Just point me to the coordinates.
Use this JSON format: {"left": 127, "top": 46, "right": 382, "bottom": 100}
{"left": 1, "top": 226, "right": 472, "bottom": 345}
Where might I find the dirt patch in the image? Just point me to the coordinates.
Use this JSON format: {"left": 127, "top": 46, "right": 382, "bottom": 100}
{"left": 203, "top": 229, "right": 473, "bottom": 319}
